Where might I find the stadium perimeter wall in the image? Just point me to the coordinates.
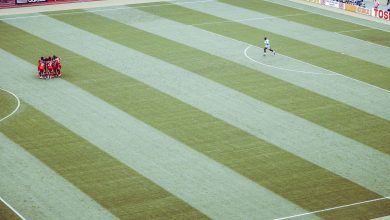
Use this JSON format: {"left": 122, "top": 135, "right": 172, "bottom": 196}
{"left": 300, "top": 0, "right": 390, "bottom": 21}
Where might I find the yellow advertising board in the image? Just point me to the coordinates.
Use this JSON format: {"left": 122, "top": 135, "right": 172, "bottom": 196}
{"left": 304, "top": 0, "right": 320, "bottom": 3}
{"left": 345, "top": 4, "right": 357, "bottom": 12}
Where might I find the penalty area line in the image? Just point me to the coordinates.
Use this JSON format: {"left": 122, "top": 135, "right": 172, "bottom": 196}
{"left": 0, "top": 196, "right": 27, "bottom": 220}
{"left": 273, "top": 196, "right": 390, "bottom": 220}
{"left": 0, "top": 88, "right": 20, "bottom": 123}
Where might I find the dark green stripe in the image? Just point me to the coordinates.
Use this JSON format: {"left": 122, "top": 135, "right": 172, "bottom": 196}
{"left": 138, "top": 3, "right": 390, "bottom": 90}
{"left": 221, "top": 0, "right": 390, "bottom": 47}
{"left": 0, "top": 201, "right": 21, "bottom": 220}
{"left": 0, "top": 24, "right": 207, "bottom": 219}
{"left": 14, "top": 13, "right": 390, "bottom": 218}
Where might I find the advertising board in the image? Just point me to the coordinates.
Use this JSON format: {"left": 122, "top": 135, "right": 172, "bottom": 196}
{"left": 372, "top": 8, "right": 390, "bottom": 20}
{"left": 16, "top": 0, "right": 47, "bottom": 4}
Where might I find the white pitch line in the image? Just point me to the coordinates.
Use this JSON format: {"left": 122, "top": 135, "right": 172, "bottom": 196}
{"left": 191, "top": 13, "right": 312, "bottom": 26}
{"left": 0, "top": 0, "right": 215, "bottom": 21}
{"left": 0, "top": 196, "right": 26, "bottom": 220}
{"left": 333, "top": 29, "right": 389, "bottom": 49}
{"left": 273, "top": 196, "right": 390, "bottom": 220}
{"left": 244, "top": 45, "right": 390, "bottom": 93}
{"left": 0, "top": 88, "right": 21, "bottom": 123}
{"left": 244, "top": 45, "right": 337, "bottom": 76}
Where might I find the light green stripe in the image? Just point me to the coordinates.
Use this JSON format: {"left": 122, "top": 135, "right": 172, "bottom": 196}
{"left": 91, "top": 7, "right": 390, "bottom": 120}
{"left": 0, "top": 48, "right": 310, "bottom": 220}
{"left": 0, "top": 133, "right": 117, "bottom": 220}
{"left": 180, "top": 0, "right": 390, "bottom": 68}
{"left": 5, "top": 14, "right": 390, "bottom": 197}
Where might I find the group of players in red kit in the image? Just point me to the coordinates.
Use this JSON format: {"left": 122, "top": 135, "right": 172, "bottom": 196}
{"left": 37, "top": 55, "right": 62, "bottom": 79}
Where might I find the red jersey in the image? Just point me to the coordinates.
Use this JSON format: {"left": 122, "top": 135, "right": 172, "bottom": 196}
{"left": 38, "top": 60, "right": 45, "bottom": 70}
{"left": 47, "top": 61, "right": 53, "bottom": 70}
{"left": 55, "top": 57, "right": 61, "bottom": 69}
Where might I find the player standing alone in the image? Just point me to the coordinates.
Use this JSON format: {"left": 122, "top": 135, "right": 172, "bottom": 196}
{"left": 263, "top": 37, "right": 275, "bottom": 56}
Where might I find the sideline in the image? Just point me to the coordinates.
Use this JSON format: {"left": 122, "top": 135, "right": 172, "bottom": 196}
{"left": 0, "top": 88, "right": 20, "bottom": 123}
{"left": 0, "top": 196, "right": 26, "bottom": 220}
{"left": 273, "top": 196, "right": 390, "bottom": 220}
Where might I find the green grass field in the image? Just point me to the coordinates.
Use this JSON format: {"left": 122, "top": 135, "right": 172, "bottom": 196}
{"left": 0, "top": 0, "right": 389, "bottom": 219}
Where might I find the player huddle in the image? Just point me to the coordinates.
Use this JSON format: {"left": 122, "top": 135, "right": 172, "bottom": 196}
{"left": 38, "top": 55, "right": 62, "bottom": 79}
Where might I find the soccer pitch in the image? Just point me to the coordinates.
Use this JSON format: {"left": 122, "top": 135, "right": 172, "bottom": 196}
{"left": 0, "top": 0, "right": 389, "bottom": 219}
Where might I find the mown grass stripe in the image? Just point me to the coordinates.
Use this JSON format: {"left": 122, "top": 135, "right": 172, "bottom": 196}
{"left": 1, "top": 19, "right": 389, "bottom": 219}
{"left": 141, "top": 2, "right": 389, "bottom": 90}
{"left": 0, "top": 47, "right": 309, "bottom": 219}
{"left": 221, "top": 0, "right": 390, "bottom": 47}
{"left": 0, "top": 133, "right": 117, "bottom": 220}
{"left": 96, "top": 6, "right": 390, "bottom": 148}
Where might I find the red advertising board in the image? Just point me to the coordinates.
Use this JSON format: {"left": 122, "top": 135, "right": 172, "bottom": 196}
{"left": 372, "top": 8, "right": 390, "bottom": 20}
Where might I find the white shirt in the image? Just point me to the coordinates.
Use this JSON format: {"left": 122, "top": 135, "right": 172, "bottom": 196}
{"left": 264, "top": 39, "right": 270, "bottom": 48}
{"left": 265, "top": 39, "right": 270, "bottom": 46}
